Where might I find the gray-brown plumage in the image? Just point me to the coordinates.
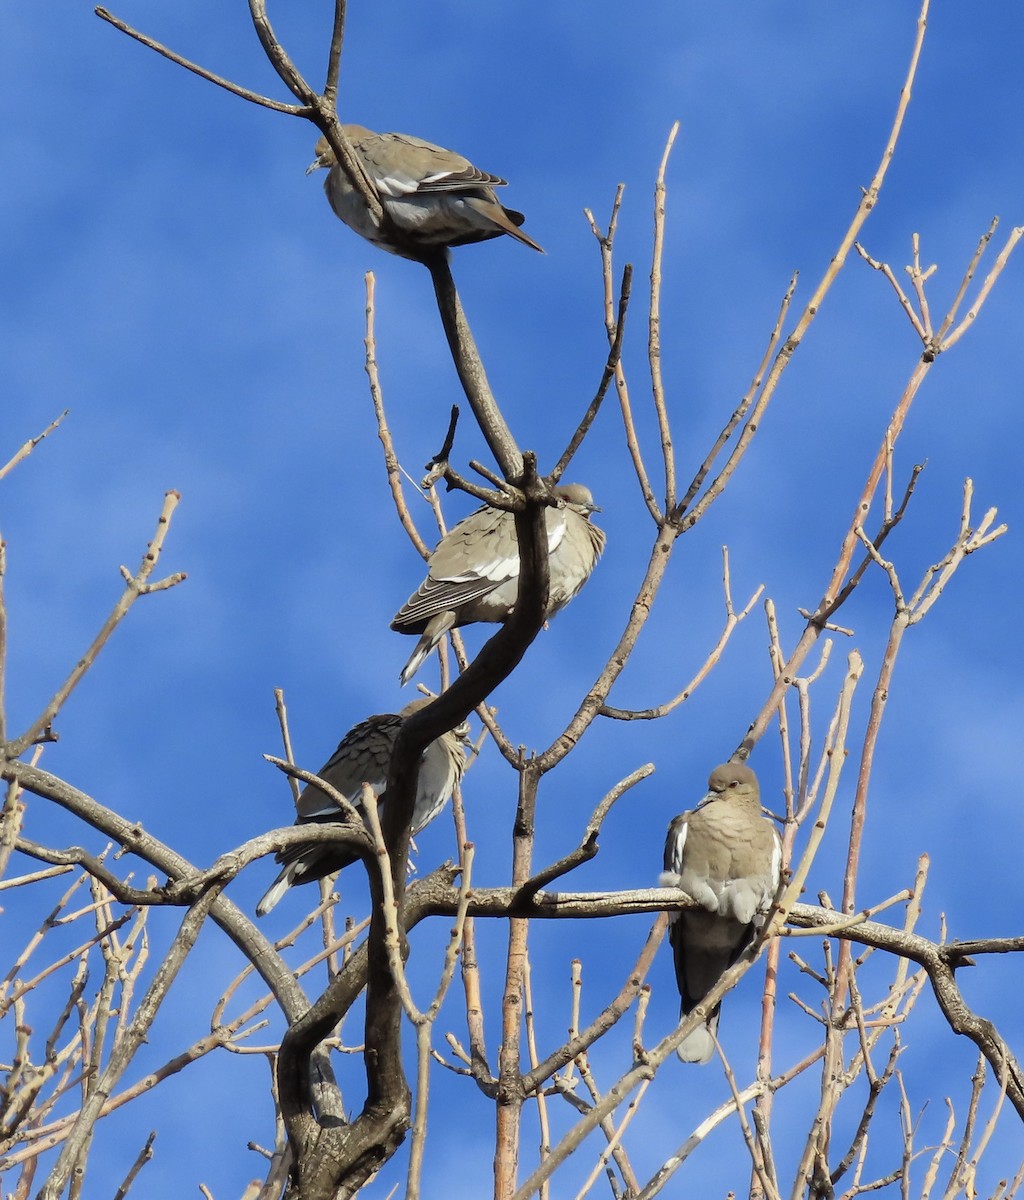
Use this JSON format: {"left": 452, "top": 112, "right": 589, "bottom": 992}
{"left": 256, "top": 699, "right": 470, "bottom": 916}
{"left": 660, "top": 762, "right": 782, "bottom": 1064}
{"left": 306, "top": 126, "right": 543, "bottom": 258}
{"left": 391, "top": 484, "right": 605, "bottom": 685}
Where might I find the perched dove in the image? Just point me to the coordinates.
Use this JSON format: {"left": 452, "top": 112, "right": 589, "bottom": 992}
{"left": 306, "top": 125, "right": 543, "bottom": 258}
{"left": 660, "top": 763, "right": 782, "bottom": 1064}
{"left": 256, "top": 699, "right": 470, "bottom": 916}
{"left": 391, "top": 484, "right": 605, "bottom": 685}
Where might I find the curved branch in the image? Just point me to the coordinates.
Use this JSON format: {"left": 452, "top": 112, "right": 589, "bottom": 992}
{"left": 0, "top": 763, "right": 317, "bottom": 1027}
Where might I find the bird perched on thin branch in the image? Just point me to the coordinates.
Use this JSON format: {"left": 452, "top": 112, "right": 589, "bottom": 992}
{"left": 391, "top": 484, "right": 605, "bottom": 686}
{"left": 256, "top": 699, "right": 470, "bottom": 917}
{"left": 660, "top": 762, "right": 782, "bottom": 1064}
{"left": 306, "top": 125, "right": 543, "bottom": 258}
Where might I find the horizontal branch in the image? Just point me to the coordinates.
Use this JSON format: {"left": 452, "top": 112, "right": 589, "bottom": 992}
{"left": 412, "top": 884, "right": 1024, "bottom": 1126}
{"left": 14, "top": 823, "right": 372, "bottom": 907}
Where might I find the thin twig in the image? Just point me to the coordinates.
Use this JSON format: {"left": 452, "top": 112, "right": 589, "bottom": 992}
{"left": 8, "top": 492, "right": 186, "bottom": 756}
{"left": 0, "top": 411, "right": 69, "bottom": 482}
{"left": 94, "top": 8, "right": 308, "bottom": 114}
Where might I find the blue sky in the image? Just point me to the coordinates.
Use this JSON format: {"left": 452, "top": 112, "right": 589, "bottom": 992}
{"left": 3, "top": 2, "right": 1024, "bottom": 1196}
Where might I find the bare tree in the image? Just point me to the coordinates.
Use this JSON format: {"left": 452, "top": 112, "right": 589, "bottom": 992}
{"left": 2, "top": 1, "right": 1022, "bottom": 1197}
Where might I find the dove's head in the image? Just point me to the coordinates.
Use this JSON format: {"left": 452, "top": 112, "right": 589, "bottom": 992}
{"left": 306, "top": 135, "right": 335, "bottom": 175}
{"left": 705, "top": 762, "right": 759, "bottom": 803}
{"left": 555, "top": 483, "right": 601, "bottom": 517}
{"left": 307, "top": 126, "right": 377, "bottom": 175}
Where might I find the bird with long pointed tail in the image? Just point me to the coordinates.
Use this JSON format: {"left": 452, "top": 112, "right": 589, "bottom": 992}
{"left": 660, "top": 762, "right": 782, "bottom": 1063}
{"left": 307, "top": 125, "right": 543, "bottom": 258}
{"left": 390, "top": 484, "right": 605, "bottom": 685}
{"left": 256, "top": 698, "right": 470, "bottom": 916}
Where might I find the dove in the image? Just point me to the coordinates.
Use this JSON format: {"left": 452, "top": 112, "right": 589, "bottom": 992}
{"left": 391, "top": 484, "right": 605, "bottom": 685}
{"left": 660, "top": 762, "right": 782, "bottom": 1063}
{"left": 307, "top": 125, "right": 543, "bottom": 257}
{"left": 256, "top": 699, "right": 470, "bottom": 916}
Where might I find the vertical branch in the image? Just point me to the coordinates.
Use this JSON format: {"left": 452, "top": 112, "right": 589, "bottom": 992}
{"left": 323, "top": 0, "right": 347, "bottom": 105}
{"left": 650, "top": 122, "right": 680, "bottom": 512}
{"left": 714, "top": 1041, "right": 780, "bottom": 1200}
{"left": 365, "top": 272, "right": 433, "bottom": 559}
{"left": 749, "top": 601, "right": 790, "bottom": 1199}
{"left": 0, "top": 534, "right": 6, "bottom": 745}
{"left": 832, "top": 490, "right": 1004, "bottom": 1001}
{"left": 494, "top": 759, "right": 539, "bottom": 1199}
{"left": 521, "top": 956, "right": 552, "bottom": 1199}
{"left": 273, "top": 689, "right": 301, "bottom": 806}
{"left": 453, "top": 775, "right": 491, "bottom": 1081}
{"left": 768, "top": 651, "right": 864, "bottom": 925}
{"left": 405, "top": 1023, "right": 433, "bottom": 1200}
{"left": 0, "top": 748, "right": 44, "bottom": 882}
{"left": 332, "top": 467, "right": 551, "bottom": 1199}
{"left": 841, "top": 612, "right": 908, "bottom": 918}
{"left": 586, "top": 191, "right": 661, "bottom": 519}
{"left": 0, "top": 411, "right": 68, "bottom": 746}
{"left": 427, "top": 255, "right": 524, "bottom": 481}
{"left": 270, "top": 701, "right": 347, "bottom": 975}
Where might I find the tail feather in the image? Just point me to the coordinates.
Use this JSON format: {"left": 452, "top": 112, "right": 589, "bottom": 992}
{"left": 460, "top": 196, "right": 543, "bottom": 253}
{"left": 398, "top": 612, "right": 457, "bottom": 685}
{"left": 676, "top": 1008, "right": 719, "bottom": 1064}
{"left": 491, "top": 204, "right": 544, "bottom": 253}
{"left": 670, "top": 911, "right": 742, "bottom": 1064}
{"left": 399, "top": 632, "right": 435, "bottom": 686}
{"left": 256, "top": 865, "right": 299, "bottom": 918}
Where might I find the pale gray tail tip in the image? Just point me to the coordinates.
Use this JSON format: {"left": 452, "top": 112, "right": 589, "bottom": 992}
{"left": 255, "top": 878, "right": 288, "bottom": 918}
{"left": 675, "top": 1024, "right": 715, "bottom": 1065}
{"left": 398, "top": 639, "right": 431, "bottom": 686}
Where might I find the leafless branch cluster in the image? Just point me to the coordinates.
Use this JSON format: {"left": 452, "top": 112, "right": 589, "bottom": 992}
{"left": 2, "top": 0, "right": 1022, "bottom": 1196}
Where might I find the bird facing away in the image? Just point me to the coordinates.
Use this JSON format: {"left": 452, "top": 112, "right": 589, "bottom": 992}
{"left": 256, "top": 699, "right": 470, "bottom": 917}
{"left": 391, "top": 484, "right": 606, "bottom": 686}
{"left": 306, "top": 126, "right": 544, "bottom": 258}
{"left": 660, "top": 762, "right": 782, "bottom": 1064}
